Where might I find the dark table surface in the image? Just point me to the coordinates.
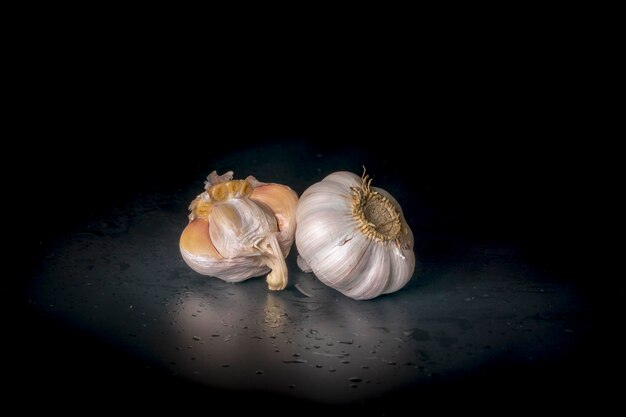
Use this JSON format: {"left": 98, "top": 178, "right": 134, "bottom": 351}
{"left": 9, "top": 136, "right": 616, "bottom": 414}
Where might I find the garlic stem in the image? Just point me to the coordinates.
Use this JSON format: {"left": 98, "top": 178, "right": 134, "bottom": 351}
{"left": 259, "top": 234, "right": 288, "bottom": 291}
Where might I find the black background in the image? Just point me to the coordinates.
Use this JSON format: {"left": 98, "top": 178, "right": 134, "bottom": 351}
{"left": 15, "top": 63, "right": 591, "bottom": 284}
{"left": 6, "top": 25, "right": 619, "bottom": 414}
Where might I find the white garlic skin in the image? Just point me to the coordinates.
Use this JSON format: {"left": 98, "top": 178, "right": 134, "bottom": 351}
{"left": 295, "top": 171, "right": 415, "bottom": 300}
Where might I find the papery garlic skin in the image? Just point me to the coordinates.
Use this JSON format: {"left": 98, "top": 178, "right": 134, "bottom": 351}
{"left": 180, "top": 171, "right": 298, "bottom": 291}
{"left": 296, "top": 171, "right": 415, "bottom": 300}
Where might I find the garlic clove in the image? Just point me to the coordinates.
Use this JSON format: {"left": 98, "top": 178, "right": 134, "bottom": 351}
{"left": 295, "top": 190, "right": 370, "bottom": 289}
{"left": 180, "top": 219, "right": 221, "bottom": 258}
{"left": 209, "top": 198, "right": 278, "bottom": 259}
{"left": 180, "top": 220, "right": 270, "bottom": 282}
{"left": 312, "top": 231, "right": 371, "bottom": 290}
{"left": 343, "top": 243, "right": 391, "bottom": 300}
{"left": 384, "top": 245, "right": 416, "bottom": 295}
{"left": 249, "top": 182, "right": 299, "bottom": 255}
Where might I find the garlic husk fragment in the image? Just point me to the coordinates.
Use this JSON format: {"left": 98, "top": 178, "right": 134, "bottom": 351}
{"left": 180, "top": 171, "right": 298, "bottom": 291}
{"left": 295, "top": 171, "right": 415, "bottom": 300}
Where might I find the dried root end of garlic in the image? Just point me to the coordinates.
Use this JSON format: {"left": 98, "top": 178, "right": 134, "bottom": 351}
{"left": 180, "top": 171, "right": 298, "bottom": 291}
{"left": 350, "top": 173, "right": 411, "bottom": 248}
{"left": 295, "top": 170, "right": 415, "bottom": 300}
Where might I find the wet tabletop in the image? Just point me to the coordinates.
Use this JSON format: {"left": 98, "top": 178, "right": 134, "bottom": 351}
{"left": 12, "top": 139, "right": 605, "bottom": 414}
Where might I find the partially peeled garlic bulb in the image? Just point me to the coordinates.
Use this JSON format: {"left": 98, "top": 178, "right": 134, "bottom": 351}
{"left": 296, "top": 171, "right": 415, "bottom": 300}
{"left": 180, "top": 171, "right": 298, "bottom": 290}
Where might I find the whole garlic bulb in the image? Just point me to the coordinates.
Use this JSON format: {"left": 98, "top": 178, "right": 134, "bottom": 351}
{"left": 180, "top": 171, "right": 298, "bottom": 291}
{"left": 296, "top": 171, "right": 415, "bottom": 300}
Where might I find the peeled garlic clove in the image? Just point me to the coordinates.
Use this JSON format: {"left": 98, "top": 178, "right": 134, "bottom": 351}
{"left": 295, "top": 170, "right": 415, "bottom": 300}
{"left": 180, "top": 171, "right": 298, "bottom": 291}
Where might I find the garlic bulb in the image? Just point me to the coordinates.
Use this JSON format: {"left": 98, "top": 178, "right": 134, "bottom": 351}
{"left": 296, "top": 171, "right": 415, "bottom": 300}
{"left": 180, "top": 171, "right": 298, "bottom": 291}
